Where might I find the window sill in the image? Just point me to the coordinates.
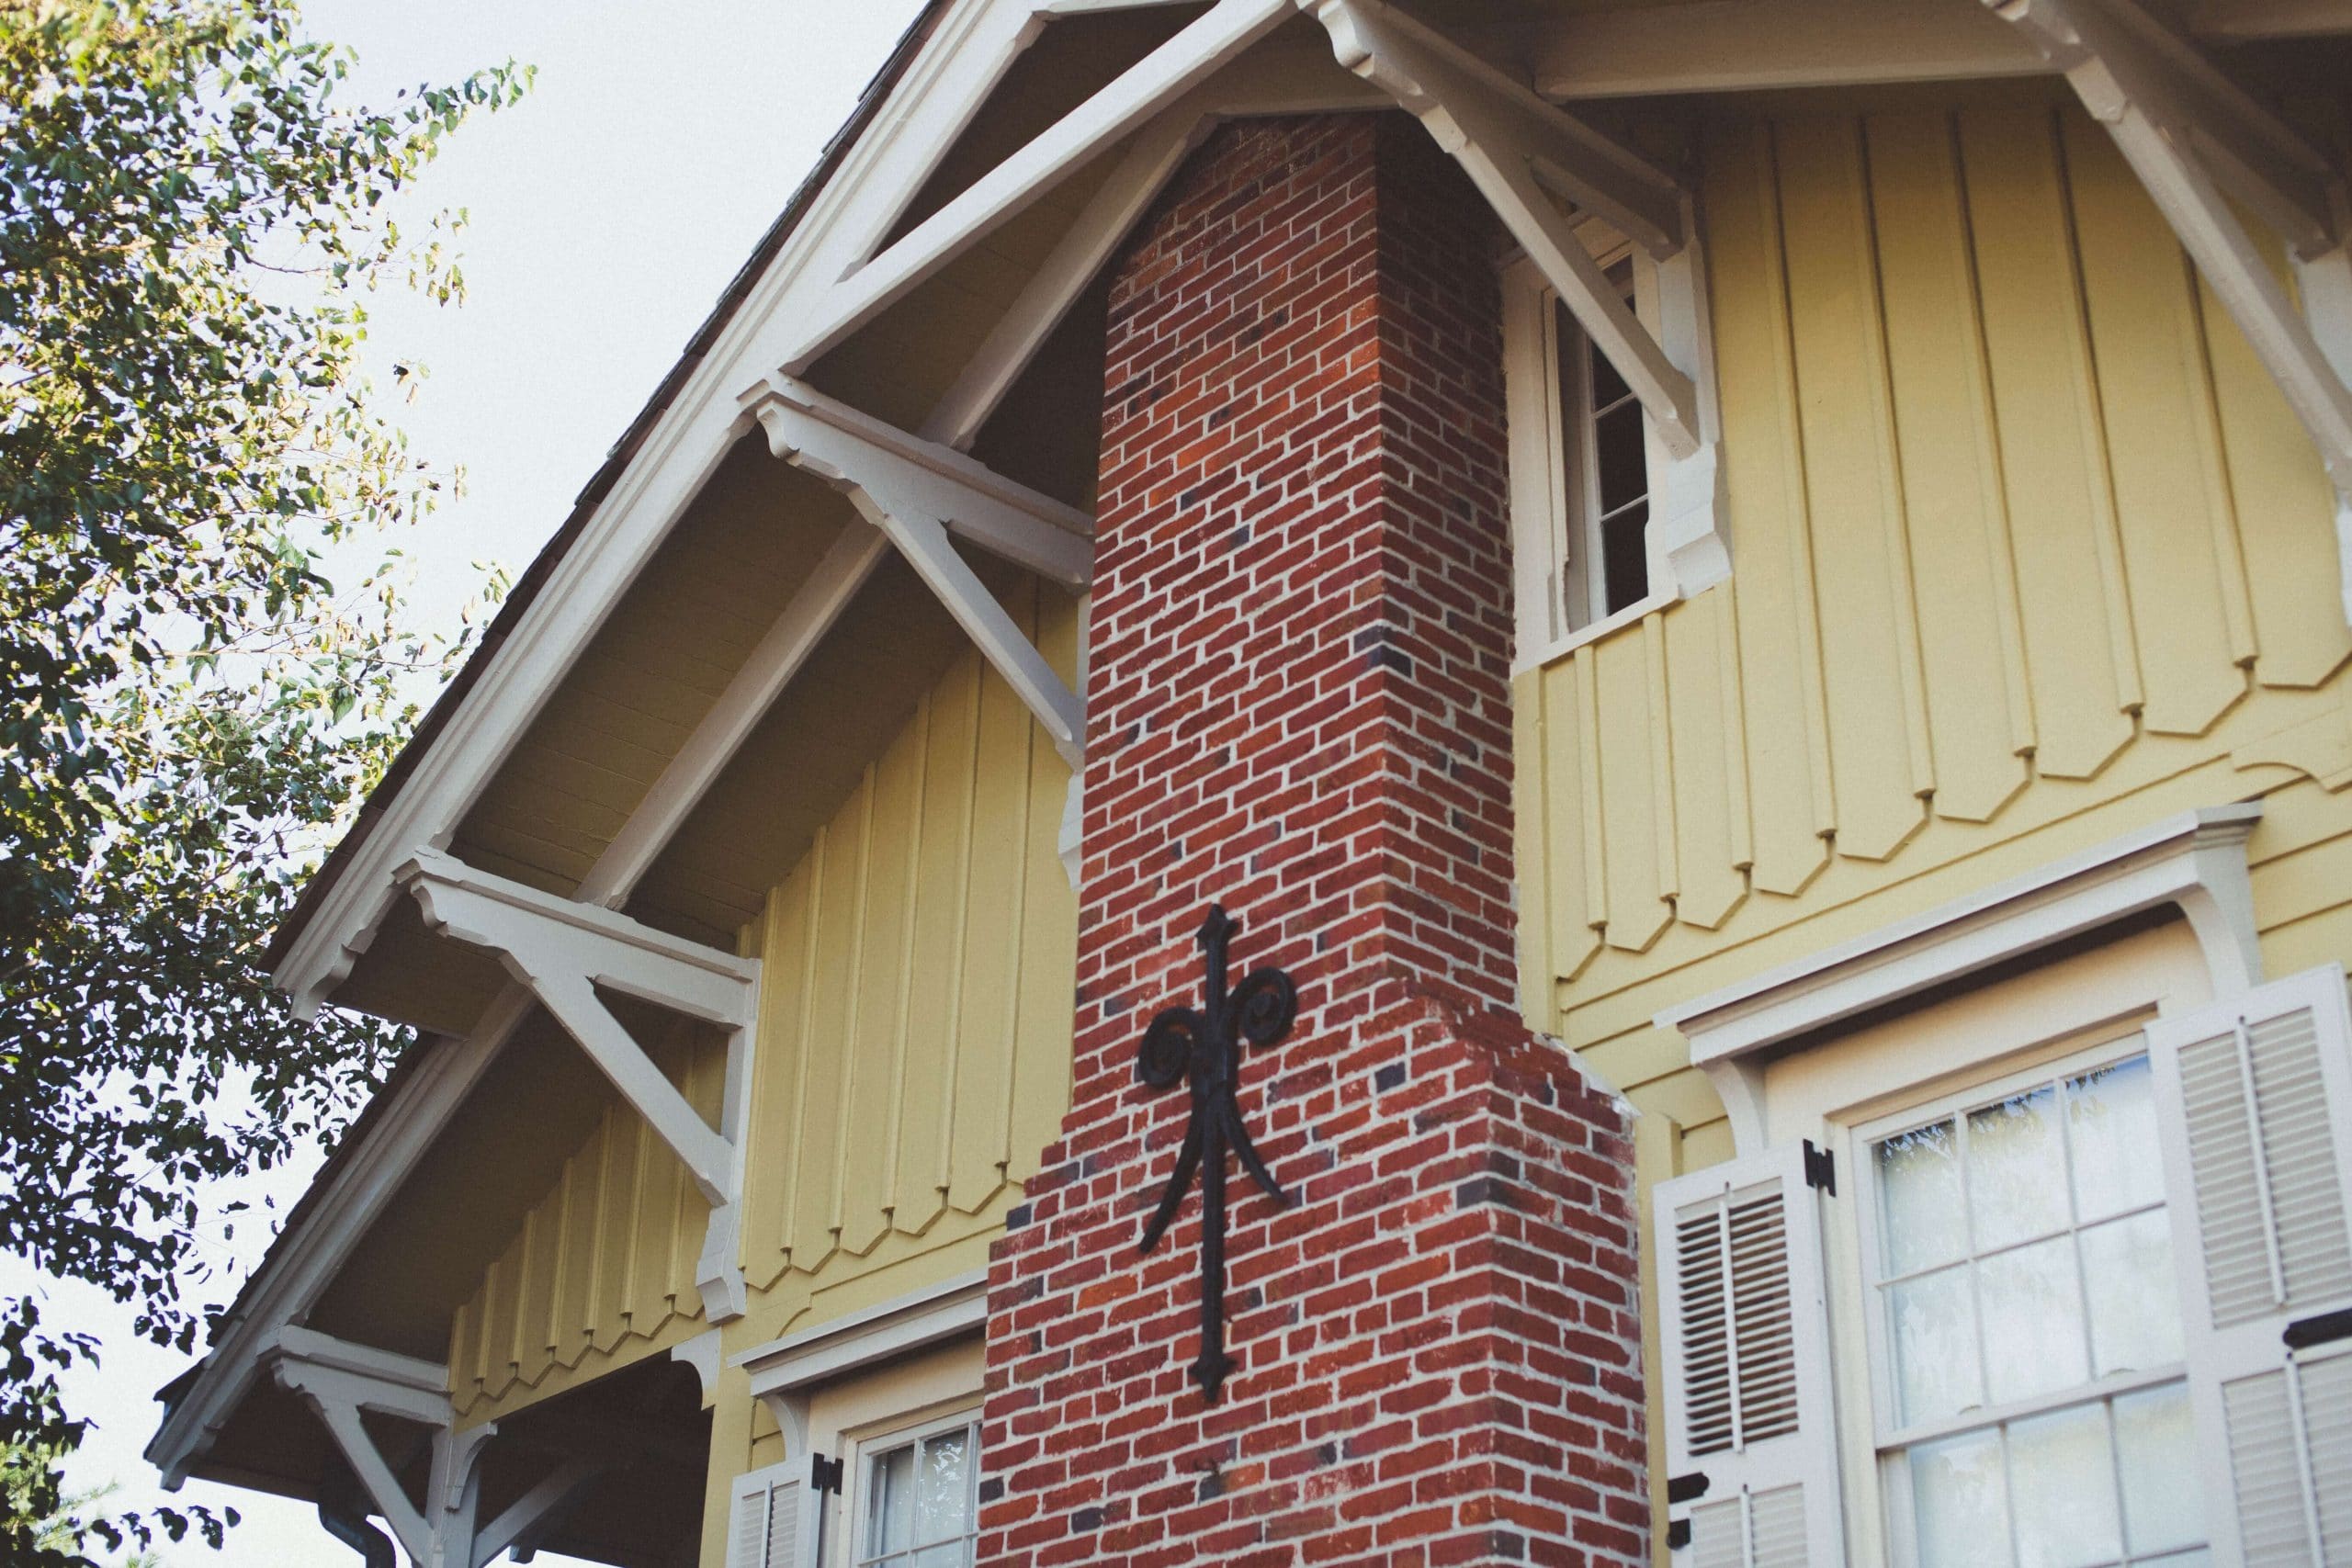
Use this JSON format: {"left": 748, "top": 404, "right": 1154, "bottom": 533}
{"left": 1513, "top": 584, "right": 1684, "bottom": 675}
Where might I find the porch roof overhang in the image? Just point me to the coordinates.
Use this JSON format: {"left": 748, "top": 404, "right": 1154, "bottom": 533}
{"left": 157, "top": 0, "right": 2352, "bottom": 1499}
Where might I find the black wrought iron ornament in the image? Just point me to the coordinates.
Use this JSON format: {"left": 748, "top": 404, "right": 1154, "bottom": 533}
{"left": 1135, "top": 904, "right": 1298, "bottom": 1403}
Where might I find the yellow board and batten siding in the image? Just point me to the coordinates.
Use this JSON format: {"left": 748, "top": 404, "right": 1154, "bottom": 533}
{"left": 446, "top": 584, "right": 1081, "bottom": 1424}
{"left": 1515, "top": 98, "right": 2352, "bottom": 1174}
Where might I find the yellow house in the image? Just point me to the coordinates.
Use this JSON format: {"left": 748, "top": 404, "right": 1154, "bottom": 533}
{"left": 148, "top": 2, "right": 2352, "bottom": 1565}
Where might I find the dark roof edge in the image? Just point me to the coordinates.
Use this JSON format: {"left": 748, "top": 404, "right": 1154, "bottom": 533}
{"left": 265, "top": 0, "right": 956, "bottom": 973}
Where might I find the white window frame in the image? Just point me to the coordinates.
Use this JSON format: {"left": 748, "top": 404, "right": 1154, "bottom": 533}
{"left": 843, "top": 1405, "right": 983, "bottom": 1568}
{"left": 1501, "top": 220, "right": 1727, "bottom": 671}
{"left": 1849, "top": 1032, "right": 2207, "bottom": 1568}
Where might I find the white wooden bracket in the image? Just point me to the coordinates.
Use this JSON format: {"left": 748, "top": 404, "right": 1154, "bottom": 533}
{"left": 265, "top": 1326, "right": 488, "bottom": 1568}
{"left": 397, "top": 848, "right": 760, "bottom": 1322}
{"left": 1307, "top": 0, "right": 1706, "bottom": 460}
{"left": 1986, "top": 0, "right": 2352, "bottom": 618}
{"left": 744, "top": 374, "right": 1090, "bottom": 769}
{"left": 266, "top": 1325, "right": 613, "bottom": 1568}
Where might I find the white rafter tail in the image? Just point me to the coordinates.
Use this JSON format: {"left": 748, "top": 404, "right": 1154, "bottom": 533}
{"left": 1310, "top": 0, "right": 1685, "bottom": 257}
{"left": 747, "top": 375, "right": 1094, "bottom": 588}
{"left": 783, "top": 0, "right": 1295, "bottom": 372}
{"left": 853, "top": 491, "right": 1088, "bottom": 770}
{"left": 924, "top": 107, "right": 1216, "bottom": 451}
{"left": 578, "top": 520, "right": 890, "bottom": 908}
{"left": 469, "top": 1454, "right": 605, "bottom": 1568}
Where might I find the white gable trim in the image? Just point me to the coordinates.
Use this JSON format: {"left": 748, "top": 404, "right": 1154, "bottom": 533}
{"left": 1658, "top": 803, "right": 2265, "bottom": 1151}
{"left": 269, "top": 0, "right": 1056, "bottom": 1020}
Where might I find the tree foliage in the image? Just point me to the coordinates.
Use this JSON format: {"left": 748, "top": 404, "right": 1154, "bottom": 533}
{"left": 0, "top": 1, "right": 526, "bottom": 1557}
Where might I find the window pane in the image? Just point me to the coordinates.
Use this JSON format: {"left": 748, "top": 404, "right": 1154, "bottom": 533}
{"left": 1978, "top": 1237, "right": 2088, "bottom": 1405}
{"left": 1600, "top": 499, "right": 1649, "bottom": 615}
{"left": 915, "top": 1429, "right": 971, "bottom": 1547}
{"left": 910, "top": 1547, "right": 967, "bottom": 1568}
{"left": 1890, "top": 1264, "right": 1981, "bottom": 1426}
{"left": 1881, "top": 1118, "right": 1969, "bottom": 1276}
{"left": 2079, "top": 1210, "right": 2183, "bottom": 1376}
{"left": 1594, "top": 400, "right": 1647, "bottom": 513}
{"left": 871, "top": 1445, "right": 915, "bottom": 1556}
{"left": 1910, "top": 1427, "right": 2012, "bottom": 1568}
{"left": 1969, "top": 1086, "right": 2069, "bottom": 1250}
{"left": 2114, "top": 1383, "right": 2202, "bottom": 1555}
{"left": 2066, "top": 1057, "right": 2164, "bottom": 1222}
{"left": 2007, "top": 1403, "right": 2121, "bottom": 1568}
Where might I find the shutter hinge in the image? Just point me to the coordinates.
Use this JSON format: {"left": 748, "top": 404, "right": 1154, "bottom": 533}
{"left": 1666, "top": 1518, "right": 1691, "bottom": 1551}
{"left": 1666, "top": 1472, "right": 1709, "bottom": 1504}
{"left": 1803, "top": 1139, "right": 1836, "bottom": 1195}
{"left": 809, "top": 1453, "right": 844, "bottom": 1494}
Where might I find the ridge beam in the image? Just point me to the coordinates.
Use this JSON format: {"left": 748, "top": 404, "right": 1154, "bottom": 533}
{"left": 1309, "top": 0, "right": 1702, "bottom": 457}
{"left": 782, "top": 0, "right": 1296, "bottom": 373}
{"left": 398, "top": 849, "right": 757, "bottom": 1319}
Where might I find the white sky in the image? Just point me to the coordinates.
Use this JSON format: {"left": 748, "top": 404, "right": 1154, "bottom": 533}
{"left": 15, "top": 2, "right": 927, "bottom": 1562}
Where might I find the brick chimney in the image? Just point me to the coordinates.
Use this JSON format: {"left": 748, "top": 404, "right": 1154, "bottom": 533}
{"left": 978, "top": 113, "right": 1647, "bottom": 1568}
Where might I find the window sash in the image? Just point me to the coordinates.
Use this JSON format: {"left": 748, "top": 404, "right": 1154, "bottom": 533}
{"left": 850, "top": 1411, "right": 981, "bottom": 1568}
{"left": 1853, "top": 1038, "right": 2177, "bottom": 1452}
{"left": 1554, "top": 256, "right": 1648, "bottom": 631}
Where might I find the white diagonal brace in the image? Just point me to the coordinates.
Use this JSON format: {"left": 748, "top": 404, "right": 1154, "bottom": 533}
{"left": 1311, "top": 0, "right": 1685, "bottom": 257}
{"left": 398, "top": 849, "right": 754, "bottom": 1207}
{"left": 1993, "top": 0, "right": 2341, "bottom": 255}
{"left": 1986, "top": 0, "right": 2352, "bottom": 614}
{"left": 746, "top": 374, "right": 1094, "bottom": 587}
{"left": 576, "top": 520, "right": 890, "bottom": 908}
{"left": 1311, "top": 0, "right": 1702, "bottom": 457}
{"left": 470, "top": 1454, "right": 605, "bottom": 1568}
{"left": 852, "top": 488, "right": 1087, "bottom": 770}
{"left": 924, "top": 107, "right": 1216, "bottom": 452}
{"left": 783, "top": 0, "right": 1295, "bottom": 373}
{"left": 921, "top": 38, "right": 1393, "bottom": 455}
{"left": 746, "top": 378, "right": 1089, "bottom": 766}
{"left": 266, "top": 1329, "right": 454, "bottom": 1565}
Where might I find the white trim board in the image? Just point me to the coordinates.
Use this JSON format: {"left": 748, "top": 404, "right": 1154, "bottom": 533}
{"left": 731, "top": 1271, "right": 989, "bottom": 1463}
{"left": 732, "top": 1271, "right": 989, "bottom": 1398}
{"left": 1657, "top": 804, "right": 2265, "bottom": 1151}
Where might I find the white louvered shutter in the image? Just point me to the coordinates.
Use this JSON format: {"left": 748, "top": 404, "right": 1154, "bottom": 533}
{"left": 2147, "top": 964, "right": 2352, "bottom": 1567}
{"left": 1654, "top": 1142, "right": 1843, "bottom": 1568}
{"left": 726, "top": 1459, "right": 822, "bottom": 1568}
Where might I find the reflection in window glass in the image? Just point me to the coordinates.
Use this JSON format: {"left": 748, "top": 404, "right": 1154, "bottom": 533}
{"left": 1870, "top": 1053, "right": 2201, "bottom": 1567}
{"left": 858, "top": 1420, "right": 979, "bottom": 1568}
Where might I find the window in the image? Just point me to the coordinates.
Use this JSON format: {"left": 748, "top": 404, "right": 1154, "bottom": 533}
{"left": 1555, "top": 261, "right": 1652, "bottom": 626}
{"left": 1858, "top": 1048, "right": 2207, "bottom": 1567}
{"left": 1500, "top": 237, "right": 1724, "bottom": 667}
{"left": 851, "top": 1412, "right": 978, "bottom": 1568}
